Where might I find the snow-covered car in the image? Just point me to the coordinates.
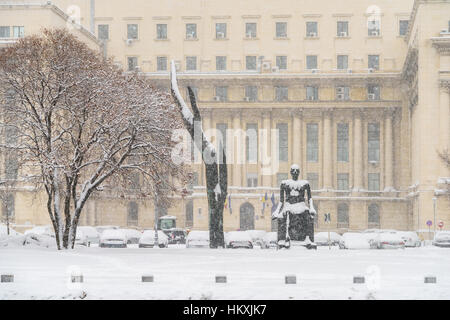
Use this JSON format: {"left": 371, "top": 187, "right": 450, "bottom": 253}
{"left": 369, "top": 232, "right": 405, "bottom": 249}
{"left": 95, "top": 225, "right": 119, "bottom": 235}
{"left": 99, "top": 229, "right": 127, "bottom": 248}
{"left": 339, "top": 233, "right": 371, "bottom": 249}
{"left": 0, "top": 224, "right": 21, "bottom": 236}
{"left": 77, "top": 226, "right": 100, "bottom": 245}
{"left": 24, "top": 225, "right": 55, "bottom": 238}
{"left": 262, "top": 232, "right": 278, "bottom": 249}
{"left": 139, "top": 230, "right": 168, "bottom": 248}
{"left": 396, "top": 231, "right": 421, "bottom": 247}
{"left": 225, "top": 231, "right": 253, "bottom": 249}
{"left": 186, "top": 230, "right": 210, "bottom": 248}
{"left": 119, "top": 228, "right": 142, "bottom": 244}
{"left": 314, "top": 232, "right": 342, "bottom": 246}
{"left": 245, "top": 230, "right": 267, "bottom": 247}
{"left": 164, "top": 228, "right": 187, "bottom": 244}
{"left": 433, "top": 231, "right": 450, "bottom": 248}
{"left": 74, "top": 229, "right": 88, "bottom": 246}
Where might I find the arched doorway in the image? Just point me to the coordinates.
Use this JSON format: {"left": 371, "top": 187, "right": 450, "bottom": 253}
{"left": 240, "top": 202, "right": 255, "bottom": 231}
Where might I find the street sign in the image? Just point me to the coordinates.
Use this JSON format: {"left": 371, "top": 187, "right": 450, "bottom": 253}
{"left": 438, "top": 221, "right": 444, "bottom": 229}
{"left": 426, "top": 220, "right": 432, "bottom": 227}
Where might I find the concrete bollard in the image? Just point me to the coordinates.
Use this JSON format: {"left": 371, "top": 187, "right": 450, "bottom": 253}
{"left": 285, "top": 275, "right": 296, "bottom": 284}
{"left": 1, "top": 275, "right": 14, "bottom": 283}
{"left": 215, "top": 275, "right": 227, "bottom": 283}
{"left": 71, "top": 275, "right": 83, "bottom": 283}
{"left": 353, "top": 276, "right": 365, "bottom": 284}
{"left": 424, "top": 276, "right": 437, "bottom": 284}
{"left": 142, "top": 275, "right": 154, "bottom": 282}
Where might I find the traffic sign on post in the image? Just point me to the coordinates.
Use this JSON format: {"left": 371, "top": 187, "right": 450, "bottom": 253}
{"left": 438, "top": 221, "right": 444, "bottom": 230}
{"left": 426, "top": 220, "right": 432, "bottom": 227}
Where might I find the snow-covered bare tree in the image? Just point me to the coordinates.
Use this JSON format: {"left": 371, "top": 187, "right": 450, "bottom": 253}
{"left": 170, "top": 61, "right": 227, "bottom": 248}
{"left": 0, "top": 29, "right": 186, "bottom": 249}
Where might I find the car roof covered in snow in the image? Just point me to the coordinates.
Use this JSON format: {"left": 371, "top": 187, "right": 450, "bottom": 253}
{"left": 100, "top": 229, "right": 127, "bottom": 240}
{"left": 78, "top": 226, "right": 99, "bottom": 237}
{"left": 142, "top": 230, "right": 168, "bottom": 239}
{"left": 159, "top": 215, "right": 176, "bottom": 220}
{"left": 187, "top": 230, "right": 209, "bottom": 240}
{"left": 226, "top": 231, "right": 252, "bottom": 241}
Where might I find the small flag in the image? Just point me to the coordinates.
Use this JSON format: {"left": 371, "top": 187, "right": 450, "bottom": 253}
{"left": 271, "top": 193, "right": 277, "bottom": 214}
{"left": 228, "top": 194, "right": 232, "bottom": 214}
{"left": 224, "top": 196, "right": 228, "bottom": 209}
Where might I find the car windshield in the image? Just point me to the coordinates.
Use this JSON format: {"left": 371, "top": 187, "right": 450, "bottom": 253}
{"left": 160, "top": 219, "right": 175, "bottom": 229}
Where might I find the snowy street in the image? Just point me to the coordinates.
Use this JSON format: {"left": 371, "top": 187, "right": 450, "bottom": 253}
{"left": 1, "top": 246, "right": 449, "bottom": 300}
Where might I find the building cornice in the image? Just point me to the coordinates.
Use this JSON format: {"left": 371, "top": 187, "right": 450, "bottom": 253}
{"left": 431, "top": 36, "right": 450, "bottom": 55}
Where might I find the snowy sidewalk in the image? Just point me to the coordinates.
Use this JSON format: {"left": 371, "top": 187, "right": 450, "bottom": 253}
{"left": 0, "top": 246, "right": 449, "bottom": 300}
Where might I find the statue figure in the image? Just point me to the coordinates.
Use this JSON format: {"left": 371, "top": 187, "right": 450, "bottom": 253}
{"left": 272, "top": 164, "right": 317, "bottom": 249}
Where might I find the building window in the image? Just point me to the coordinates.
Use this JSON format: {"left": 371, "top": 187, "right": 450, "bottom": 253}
{"left": 1, "top": 193, "right": 14, "bottom": 221}
{"left": 275, "top": 86, "right": 288, "bottom": 101}
{"left": 336, "top": 86, "right": 350, "bottom": 100}
{"left": 337, "top": 203, "right": 349, "bottom": 228}
{"left": 246, "top": 123, "right": 258, "bottom": 163}
{"left": 127, "top": 24, "right": 138, "bottom": 40}
{"left": 337, "top": 55, "right": 348, "bottom": 70}
{"left": 368, "top": 55, "right": 380, "bottom": 70}
{"left": 216, "top": 23, "right": 227, "bottom": 39}
{"left": 186, "top": 23, "right": 197, "bottom": 39}
{"left": 245, "top": 86, "right": 258, "bottom": 101}
{"left": 306, "top": 55, "right": 318, "bottom": 69}
{"left": 127, "top": 57, "right": 138, "bottom": 71}
{"left": 245, "top": 23, "right": 257, "bottom": 38}
{"left": 97, "top": 24, "right": 109, "bottom": 40}
{"left": 368, "top": 122, "right": 380, "bottom": 162}
{"left": 368, "top": 19, "right": 380, "bottom": 36}
{"left": 157, "top": 56, "right": 167, "bottom": 71}
{"left": 0, "top": 26, "right": 10, "bottom": 38}
{"left": 156, "top": 24, "right": 167, "bottom": 39}
{"left": 185, "top": 200, "right": 194, "bottom": 228}
{"left": 306, "top": 86, "right": 319, "bottom": 100}
{"left": 13, "top": 26, "right": 24, "bottom": 38}
{"left": 337, "top": 173, "right": 349, "bottom": 191}
{"left": 399, "top": 20, "right": 409, "bottom": 36}
{"left": 216, "top": 123, "right": 228, "bottom": 163}
{"left": 306, "top": 21, "right": 318, "bottom": 37}
{"left": 368, "top": 173, "right": 380, "bottom": 191}
{"left": 307, "top": 173, "right": 319, "bottom": 190}
{"left": 277, "top": 173, "right": 288, "bottom": 186}
{"left": 246, "top": 173, "right": 258, "bottom": 188}
{"left": 277, "top": 123, "right": 288, "bottom": 162}
{"left": 216, "top": 56, "right": 226, "bottom": 71}
{"left": 337, "top": 123, "right": 349, "bottom": 162}
{"left": 337, "top": 21, "right": 349, "bottom": 37}
{"left": 368, "top": 85, "right": 380, "bottom": 100}
{"left": 127, "top": 201, "right": 138, "bottom": 226}
{"left": 307, "top": 123, "right": 319, "bottom": 162}
{"left": 215, "top": 86, "right": 228, "bottom": 101}
{"left": 186, "top": 56, "right": 197, "bottom": 71}
{"left": 368, "top": 203, "right": 380, "bottom": 227}
{"left": 276, "top": 22, "right": 287, "bottom": 38}
{"left": 276, "top": 56, "right": 287, "bottom": 70}
{"left": 246, "top": 56, "right": 257, "bottom": 70}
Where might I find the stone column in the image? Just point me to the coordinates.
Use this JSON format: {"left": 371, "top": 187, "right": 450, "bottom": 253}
{"left": 384, "top": 108, "right": 394, "bottom": 190}
{"left": 353, "top": 109, "right": 363, "bottom": 191}
{"left": 323, "top": 109, "right": 333, "bottom": 190}
{"left": 232, "top": 110, "right": 242, "bottom": 187}
{"left": 440, "top": 82, "right": 450, "bottom": 153}
{"left": 261, "top": 110, "right": 272, "bottom": 187}
{"left": 292, "top": 109, "right": 302, "bottom": 166}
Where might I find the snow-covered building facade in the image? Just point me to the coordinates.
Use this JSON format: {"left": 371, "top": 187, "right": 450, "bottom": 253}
{"left": 1, "top": 0, "right": 449, "bottom": 235}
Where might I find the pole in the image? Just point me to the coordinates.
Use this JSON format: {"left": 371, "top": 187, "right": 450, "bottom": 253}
{"left": 432, "top": 197, "right": 437, "bottom": 239}
{"left": 154, "top": 192, "right": 159, "bottom": 248}
{"left": 328, "top": 213, "right": 331, "bottom": 250}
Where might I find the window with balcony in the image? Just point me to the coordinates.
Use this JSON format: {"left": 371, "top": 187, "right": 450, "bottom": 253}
{"left": 307, "top": 123, "right": 319, "bottom": 162}
{"left": 306, "top": 55, "right": 318, "bottom": 69}
{"left": 277, "top": 123, "right": 288, "bottom": 162}
{"left": 216, "top": 23, "right": 227, "bottom": 39}
{"left": 156, "top": 24, "right": 167, "bottom": 39}
{"left": 216, "top": 56, "right": 227, "bottom": 71}
{"left": 337, "top": 203, "right": 349, "bottom": 228}
{"left": 368, "top": 19, "right": 380, "bottom": 36}
{"left": 368, "top": 55, "right": 380, "bottom": 70}
{"left": 245, "top": 86, "right": 258, "bottom": 101}
{"left": 306, "top": 21, "right": 318, "bottom": 37}
{"left": 368, "top": 122, "right": 380, "bottom": 162}
{"left": 186, "top": 23, "right": 197, "bottom": 39}
{"left": 246, "top": 56, "right": 257, "bottom": 70}
{"left": 275, "top": 22, "right": 287, "bottom": 38}
{"left": 368, "top": 85, "right": 380, "bottom": 100}
{"left": 368, "top": 173, "right": 380, "bottom": 191}
{"left": 337, "top": 55, "right": 348, "bottom": 70}
{"left": 337, "top": 173, "right": 349, "bottom": 191}
{"left": 245, "top": 23, "right": 257, "bottom": 38}
{"left": 337, "top": 123, "right": 349, "bottom": 162}
{"left": 337, "top": 21, "right": 349, "bottom": 37}
{"left": 127, "top": 24, "right": 138, "bottom": 40}
{"left": 186, "top": 56, "right": 197, "bottom": 71}
{"left": 306, "top": 86, "right": 319, "bottom": 100}
{"left": 275, "top": 86, "right": 288, "bottom": 101}
{"left": 246, "top": 123, "right": 258, "bottom": 163}
{"left": 276, "top": 56, "right": 287, "bottom": 70}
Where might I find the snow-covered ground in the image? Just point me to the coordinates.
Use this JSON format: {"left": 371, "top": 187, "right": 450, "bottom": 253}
{"left": 0, "top": 245, "right": 449, "bottom": 300}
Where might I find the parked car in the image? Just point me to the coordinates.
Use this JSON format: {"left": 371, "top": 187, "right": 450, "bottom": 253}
{"left": 369, "top": 232, "right": 405, "bottom": 249}
{"left": 339, "top": 233, "right": 371, "bottom": 249}
{"left": 78, "top": 226, "right": 99, "bottom": 245}
{"left": 24, "top": 225, "right": 55, "bottom": 238}
{"left": 139, "top": 230, "right": 168, "bottom": 248}
{"left": 164, "top": 228, "right": 187, "bottom": 244}
{"left": 262, "top": 232, "right": 278, "bottom": 249}
{"left": 95, "top": 225, "right": 119, "bottom": 235}
{"left": 119, "top": 228, "right": 142, "bottom": 244}
{"left": 396, "top": 231, "right": 421, "bottom": 247}
{"left": 99, "top": 229, "right": 127, "bottom": 248}
{"left": 225, "top": 231, "right": 253, "bottom": 249}
{"left": 74, "top": 229, "right": 88, "bottom": 246}
{"left": 433, "top": 231, "right": 450, "bottom": 248}
{"left": 186, "top": 230, "right": 210, "bottom": 248}
{"left": 245, "top": 230, "right": 267, "bottom": 247}
{"left": 314, "top": 232, "right": 342, "bottom": 246}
